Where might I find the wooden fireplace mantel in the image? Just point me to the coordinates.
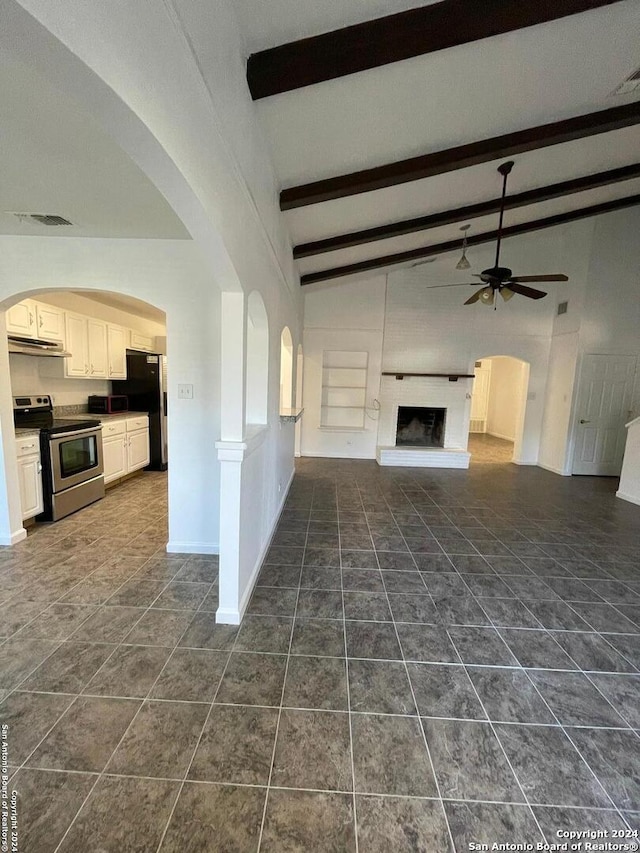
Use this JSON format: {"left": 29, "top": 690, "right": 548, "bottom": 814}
{"left": 382, "top": 372, "right": 475, "bottom": 382}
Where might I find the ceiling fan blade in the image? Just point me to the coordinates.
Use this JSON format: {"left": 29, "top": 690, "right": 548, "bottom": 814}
{"left": 424, "top": 283, "right": 478, "bottom": 289}
{"left": 510, "top": 274, "right": 568, "bottom": 283}
{"left": 464, "top": 287, "right": 485, "bottom": 305}
{"left": 507, "top": 282, "right": 547, "bottom": 300}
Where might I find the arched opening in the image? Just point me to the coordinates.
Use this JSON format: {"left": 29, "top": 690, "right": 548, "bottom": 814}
{"left": 279, "top": 326, "right": 293, "bottom": 414}
{"left": 245, "top": 291, "right": 269, "bottom": 425}
{"left": 468, "top": 355, "right": 530, "bottom": 464}
{"left": 294, "top": 343, "right": 304, "bottom": 457}
{"left": 1, "top": 288, "right": 169, "bottom": 534}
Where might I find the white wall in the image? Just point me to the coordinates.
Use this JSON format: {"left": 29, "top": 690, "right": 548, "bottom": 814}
{"left": 486, "top": 356, "right": 527, "bottom": 442}
{"left": 0, "top": 236, "right": 222, "bottom": 554}
{"left": 617, "top": 418, "right": 640, "bottom": 506}
{"left": 302, "top": 277, "right": 386, "bottom": 458}
{"left": 2, "top": 1, "right": 303, "bottom": 621}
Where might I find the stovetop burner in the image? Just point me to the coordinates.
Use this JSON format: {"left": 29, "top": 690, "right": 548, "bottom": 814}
{"left": 13, "top": 395, "right": 100, "bottom": 435}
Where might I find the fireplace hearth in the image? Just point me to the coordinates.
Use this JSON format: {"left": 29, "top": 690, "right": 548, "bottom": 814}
{"left": 396, "top": 406, "right": 446, "bottom": 447}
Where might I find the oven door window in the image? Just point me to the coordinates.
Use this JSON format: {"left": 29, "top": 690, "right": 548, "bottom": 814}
{"left": 59, "top": 435, "right": 99, "bottom": 477}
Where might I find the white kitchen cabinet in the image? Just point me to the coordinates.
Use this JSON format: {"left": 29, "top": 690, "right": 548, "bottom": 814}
{"left": 102, "top": 423, "right": 128, "bottom": 484}
{"left": 107, "top": 325, "right": 127, "bottom": 379}
{"left": 64, "top": 312, "right": 90, "bottom": 377}
{"left": 6, "top": 300, "right": 37, "bottom": 337}
{"left": 7, "top": 299, "right": 65, "bottom": 342}
{"left": 127, "top": 427, "right": 150, "bottom": 472}
{"left": 130, "top": 330, "right": 155, "bottom": 352}
{"left": 65, "top": 313, "right": 109, "bottom": 379}
{"left": 15, "top": 436, "right": 43, "bottom": 520}
{"left": 35, "top": 303, "right": 65, "bottom": 341}
{"left": 101, "top": 416, "right": 149, "bottom": 484}
{"left": 87, "top": 319, "right": 108, "bottom": 378}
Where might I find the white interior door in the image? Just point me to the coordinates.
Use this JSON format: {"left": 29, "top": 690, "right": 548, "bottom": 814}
{"left": 572, "top": 354, "right": 637, "bottom": 476}
{"left": 470, "top": 361, "right": 491, "bottom": 431}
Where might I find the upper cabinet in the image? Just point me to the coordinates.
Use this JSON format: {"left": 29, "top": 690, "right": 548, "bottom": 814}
{"left": 6, "top": 299, "right": 65, "bottom": 341}
{"left": 35, "top": 303, "right": 65, "bottom": 341}
{"left": 7, "top": 297, "right": 160, "bottom": 379}
{"left": 6, "top": 300, "right": 37, "bottom": 337}
{"left": 64, "top": 314, "right": 126, "bottom": 380}
{"left": 107, "top": 325, "right": 127, "bottom": 379}
{"left": 129, "top": 330, "right": 155, "bottom": 353}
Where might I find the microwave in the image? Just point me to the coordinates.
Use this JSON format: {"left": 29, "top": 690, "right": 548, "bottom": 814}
{"left": 88, "top": 395, "right": 129, "bottom": 414}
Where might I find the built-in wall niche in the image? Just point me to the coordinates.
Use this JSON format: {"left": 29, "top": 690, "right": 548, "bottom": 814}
{"left": 321, "top": 350, "right": 368, "bottom": 429}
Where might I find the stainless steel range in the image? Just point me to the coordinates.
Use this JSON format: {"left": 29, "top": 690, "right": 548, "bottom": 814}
{"left": 13, "top": 395, "right": 105, "bottom": 521}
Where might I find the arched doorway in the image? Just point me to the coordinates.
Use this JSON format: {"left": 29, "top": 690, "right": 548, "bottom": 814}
{"left": 468, "top": 355, "right": 530, "bottom": 464}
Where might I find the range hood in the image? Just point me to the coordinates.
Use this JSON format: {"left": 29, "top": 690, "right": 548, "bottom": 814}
{"left": 8, "top": 335, "right": 71, "bottom": 357}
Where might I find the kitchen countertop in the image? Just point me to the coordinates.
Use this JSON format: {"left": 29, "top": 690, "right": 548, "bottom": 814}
{"left": 55, "top": 411, "right": 150, "bottom": 422}
{"left": 15, "top": 428, "right": 41, "bottom": 438}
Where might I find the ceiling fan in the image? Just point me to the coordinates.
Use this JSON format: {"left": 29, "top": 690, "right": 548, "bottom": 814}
{"left": 418, "top": 161, "right": 568, "bottom": 307}
{"left": 463, "top": 161, "right": 568, "bottom": 307}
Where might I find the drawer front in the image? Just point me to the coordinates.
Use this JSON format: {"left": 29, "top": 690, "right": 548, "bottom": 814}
{"left": 102, "top": 420, "right": 127, "bottom": 437}
{"left": 16, "top": 437, "right": 40, "bottom": 458}
{"left": 126, "top": 416, "right": 149, "bottom": 432}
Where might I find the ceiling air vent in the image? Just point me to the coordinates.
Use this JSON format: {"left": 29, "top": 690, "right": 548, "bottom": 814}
{"left": 611, "top": 66, "right": 640, "bottom": 96}
{"left": 557, "top": 301, "right": 568, "bottom": 316}
{"left": 13, "top": 213, "right": 73, "bottom": 226}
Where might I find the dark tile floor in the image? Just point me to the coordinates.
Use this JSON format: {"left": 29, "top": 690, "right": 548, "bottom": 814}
{"left": 1, "top": 460, "right": 640, "bottom": 851}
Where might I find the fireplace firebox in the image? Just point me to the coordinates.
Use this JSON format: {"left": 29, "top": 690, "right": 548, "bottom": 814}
{"left": 395, "top": 407, "right": 446, "bottom": 447}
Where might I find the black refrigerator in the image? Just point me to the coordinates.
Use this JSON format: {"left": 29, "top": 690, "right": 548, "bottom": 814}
{"left": 112, "top": 352, "right": 168, "bottom": 470}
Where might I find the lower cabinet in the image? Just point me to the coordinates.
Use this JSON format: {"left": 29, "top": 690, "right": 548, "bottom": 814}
{"left": 102, "top": 417, "right": 150, "bottom": 484}
{"left": 15, "top": 437, "right": 43, "bottom": 520}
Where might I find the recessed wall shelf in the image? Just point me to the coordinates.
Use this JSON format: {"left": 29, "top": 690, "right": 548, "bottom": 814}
{"left": 382, "top": 372, "right": 475, "bottom": 382}
{"left": 321, "top": 350, "right": 368, "bottom": 428}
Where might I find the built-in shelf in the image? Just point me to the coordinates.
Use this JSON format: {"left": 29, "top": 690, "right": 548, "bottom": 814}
{"left": 279, "top": 407, "right": 304, "bottom": 423}
{"left": 382, "top": 372, "right": 475, "bottom": 382}
{"left": 321, "top": 350, "right": 368, "bottom": 429}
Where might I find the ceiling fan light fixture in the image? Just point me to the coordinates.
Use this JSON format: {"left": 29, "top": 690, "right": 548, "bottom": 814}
{"left": 455, "top": 224, "right": 471, "bottom": 270}
{"left": 479, "top": 287, "right": 494, "bottom": 305}
{"left": 501, "top": 286, "right": 515, "bottom": 301}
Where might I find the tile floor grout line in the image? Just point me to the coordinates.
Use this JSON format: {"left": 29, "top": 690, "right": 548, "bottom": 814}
{"left": 338, "top": 487, "right": 360, "bottom": 853}
{"left": 515, "top": 665, "right": 635, "bottom": 830}
{"left": 46, "top": 565, "right": 218, "bottom": 852}
{"left": 254, "top": 490, "right": 309, "bottom": 853}
{"left": 366, "top": 495, "right": 458, "bottom": 853}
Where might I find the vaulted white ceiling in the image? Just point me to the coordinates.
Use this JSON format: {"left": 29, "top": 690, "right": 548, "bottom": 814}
{"left": 237, "top": 0, "right": 640, "bottom": 284}
{"left": 0, "top": 51, "right": 189, "bottom": 241}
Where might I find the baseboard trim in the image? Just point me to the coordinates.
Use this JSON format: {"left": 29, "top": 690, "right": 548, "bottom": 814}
{"left": 215, "top": 607, "right": 241, "bottom": 625}
{"left": 227, "top": 466, "right": 296, "bottom": 626}
{"left": 616, "top": 490, "right": 640, "bottom": 506}
{"left": 487, "top": 431, "right": 516, "bottom": 442}
{"left": 166, "top": 541, "right": 219, "bottom": 555}
{"left": 0, "top": 527, "right": 27, "bottom": 546}
{"left": 538, "top": 462, "right": 570, "bottom": 476}
{"left": 300, "top": 451, "right": 374, "bottom": 459}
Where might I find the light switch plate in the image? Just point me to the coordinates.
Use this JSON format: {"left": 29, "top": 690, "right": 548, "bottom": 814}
{"left": 178, "top": 384, "right": 194, "bottom": 400}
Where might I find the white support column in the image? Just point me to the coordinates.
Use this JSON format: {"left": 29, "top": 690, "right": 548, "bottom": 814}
{"left": 216, "top": 291, "right": 247, "bottom": 624}
{"left": 0, "top": 313, "right": 26, "bottom": 546}
{"left": 220, "top": 291, "right": 245, "bottom": 442}
{"left": 215, "top": 441, "right": 246, "bottom": 624}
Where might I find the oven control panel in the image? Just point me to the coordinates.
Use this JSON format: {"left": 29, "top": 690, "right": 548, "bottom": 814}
{"left": 13, "top": 395, "right": 52, "bottom": 411}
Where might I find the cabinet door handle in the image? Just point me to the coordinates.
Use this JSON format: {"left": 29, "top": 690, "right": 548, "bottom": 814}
{"left": 20, "top": 443, "right": 35, "bottom": 450}
{"left": 29, "top": 311, "right": 34, "bottom": 326}
{"left": 38, "top": 315, "right": 43, "bottom": 328}
{"left": 579, "top": 419, "right": 591, "bottom": 424}
{"left": 85, "top": 364, "right": 89, "bottom": 374}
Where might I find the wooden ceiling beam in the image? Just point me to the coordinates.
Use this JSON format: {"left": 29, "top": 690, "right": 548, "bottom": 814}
{"left": 293, "top": 163, "right": 640, "bottom": 258}
{"left": 299, "top": 194, "right": 640, "bottom": 284}
{"left": 248, "top": 0, "right": 622, "bottom": 100}
{"left": 281, "top": 102, "right": 640, "bottom": 210}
